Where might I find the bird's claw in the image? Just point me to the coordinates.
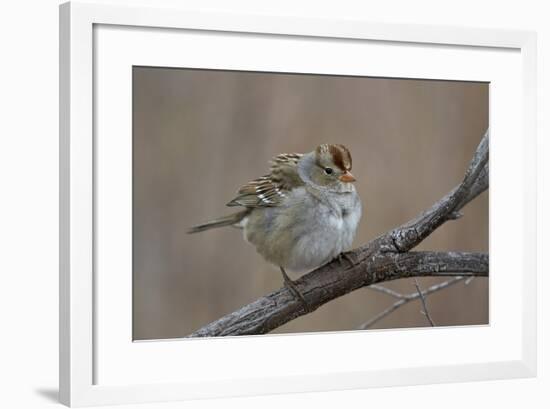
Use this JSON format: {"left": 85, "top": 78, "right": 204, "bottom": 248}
{"left": 284, "top": 280, "right": 311, "bottom": 312}
{"left": 336, "top": 252, "right": 355, "bottom": 270}
{"left": 280, "top": 266, "right": 312, "bottom": 313}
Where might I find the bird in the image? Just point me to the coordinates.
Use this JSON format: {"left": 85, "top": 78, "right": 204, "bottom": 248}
{"left": 188, "top": 144, "right": 362, "bottom": 308}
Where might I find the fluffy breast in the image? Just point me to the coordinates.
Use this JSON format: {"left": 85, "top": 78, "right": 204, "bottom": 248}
{"left": 243, "top": 187, "right": 362, "bottom": 273}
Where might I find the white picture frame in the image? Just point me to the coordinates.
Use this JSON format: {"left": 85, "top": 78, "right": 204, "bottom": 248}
{"left": 59, "top": 1, "right": 537, "bottom": 407}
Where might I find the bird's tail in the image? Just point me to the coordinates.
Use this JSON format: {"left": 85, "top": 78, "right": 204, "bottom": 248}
{"left": 187, "top": 210, "right": 250, "bottom": 234}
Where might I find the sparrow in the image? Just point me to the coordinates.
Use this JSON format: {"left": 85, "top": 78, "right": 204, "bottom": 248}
{"left": 189, "top": 144, "right": 362, "bottom": 307}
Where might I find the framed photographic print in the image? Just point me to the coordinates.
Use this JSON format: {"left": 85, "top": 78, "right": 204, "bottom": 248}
{"left": 59, "top": 1, "right": 537, "bottom": 406}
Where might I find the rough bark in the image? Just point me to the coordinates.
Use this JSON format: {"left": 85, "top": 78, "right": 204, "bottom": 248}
{"left": 189, "top": 131, "right": 489, "bottom": 338}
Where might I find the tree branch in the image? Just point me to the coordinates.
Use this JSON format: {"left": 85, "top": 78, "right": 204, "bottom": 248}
{"left": 188, "top": 131, "right": 489, "bottom": 338}
{"left": 189, "top": 251, "right": 487, "bottom": 337}
{"left": 388, "top": 130, "right": 488, "bottom": 252}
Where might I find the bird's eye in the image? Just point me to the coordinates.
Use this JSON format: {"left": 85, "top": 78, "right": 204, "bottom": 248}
{"left": 324, "top": 167, "right": 334, "bottom": 175}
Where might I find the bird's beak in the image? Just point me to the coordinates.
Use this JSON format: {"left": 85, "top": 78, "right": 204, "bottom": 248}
{"left": 339, "top": 171, "right": 356, "bottom": 183}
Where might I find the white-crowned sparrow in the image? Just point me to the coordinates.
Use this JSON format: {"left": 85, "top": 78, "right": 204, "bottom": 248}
{"left": 189, "top": 144, "right": 362, "bottom": 305}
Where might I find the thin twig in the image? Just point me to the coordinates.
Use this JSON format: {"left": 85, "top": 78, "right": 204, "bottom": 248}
{"left": 367, "top": 285, "right": 406, "bottom": 299}
{"left": 358, "top": 277, "right": 466, "bottom": 330}
{"left": 414, "top": 278, "right": 435, "bottom": 326}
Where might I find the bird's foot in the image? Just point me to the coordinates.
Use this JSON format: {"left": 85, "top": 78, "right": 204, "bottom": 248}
{"left": 279, "top": 267, "right": 311, "bottom": 313}
{"left": 336, "top": 251, "right": 355, "bottom": 270}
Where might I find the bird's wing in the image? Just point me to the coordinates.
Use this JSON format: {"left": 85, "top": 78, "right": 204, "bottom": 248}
{"left": 226, "top": 153, "right": 304, "bottom": 208}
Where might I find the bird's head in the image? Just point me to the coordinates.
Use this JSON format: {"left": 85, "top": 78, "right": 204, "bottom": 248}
{"left": 298, "top": 144, "right": 356, "bottom": 190}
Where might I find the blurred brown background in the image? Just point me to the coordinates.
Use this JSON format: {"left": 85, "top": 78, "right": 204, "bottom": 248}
{"left": 132, "top": 67, "right": 488, "bottom": 340}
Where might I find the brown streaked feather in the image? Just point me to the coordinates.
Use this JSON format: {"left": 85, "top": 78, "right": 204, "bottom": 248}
{"left": 328, "top": 144, "right": 352, "bottom": 171}
{"left": 316, "top": 144, "right": 352, "bottom": 171}
{"left": 226, "top": 152, "right": 304, "bottom": 208}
